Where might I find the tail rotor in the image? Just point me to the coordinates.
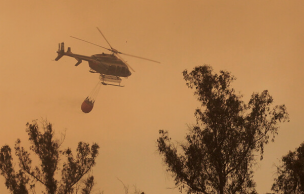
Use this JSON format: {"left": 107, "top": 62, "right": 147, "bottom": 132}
{"left": 55, "top": 42, "right": 65, "bottom": 61}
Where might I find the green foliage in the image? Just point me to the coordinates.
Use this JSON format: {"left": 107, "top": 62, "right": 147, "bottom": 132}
{"left": 0, "top": 119, "right": 99, "bottom": 194}
{"left": 157, "top": 65, "right": 289, "bottom": 194}
{"left": 272, "top": 142, "right": 304, "bottom": 193}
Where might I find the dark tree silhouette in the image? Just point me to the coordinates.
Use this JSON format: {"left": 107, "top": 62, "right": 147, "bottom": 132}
{"left": 0, "top": 119, "right": 99, "bottom": 194}
{"left": 157, "top": 65, "right": 289, "bottom": 194}
{"left": 272, "top": 142, "right": 304, "bottom": 193}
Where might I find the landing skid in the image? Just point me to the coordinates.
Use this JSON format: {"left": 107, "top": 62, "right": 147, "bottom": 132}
{"left": 101, "top": 82, "right": 124, "bottom": 87}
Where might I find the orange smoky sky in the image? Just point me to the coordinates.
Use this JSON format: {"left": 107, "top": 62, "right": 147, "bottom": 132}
{"left": 0, "top": 1, "right": 304, "bottom": 193}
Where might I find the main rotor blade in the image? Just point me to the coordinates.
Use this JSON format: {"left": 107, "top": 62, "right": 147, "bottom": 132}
{"left": 115, "top": 53, "right": 135, "bottom": 72}
{"left": 96, "top": 27, "right": 114, "bottom": 50}
{"left": 70, "top": 36, "right": 112, "bottom": 52}
{"left": 97, "top": 27, "right": 159, "bottom": 63}
{"left": 121, "top": 52, "right": 160, "bottom": 63}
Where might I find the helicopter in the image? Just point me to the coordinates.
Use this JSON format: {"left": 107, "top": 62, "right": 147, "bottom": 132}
{"left": 55, "top": 27, "right": 160, "bottom": 87}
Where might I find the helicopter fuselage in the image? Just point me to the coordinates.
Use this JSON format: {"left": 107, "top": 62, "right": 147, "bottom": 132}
{"left": 55, "top": 43, "right": 131, "bottom": 78}
{"left": 89, "top": 54, "right": 131, "bottom": 77}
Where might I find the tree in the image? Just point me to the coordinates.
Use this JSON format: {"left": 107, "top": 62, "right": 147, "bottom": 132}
{"left": 0, "top": 119, "right": 100, "bottom": 194}
{"left": 157, "top": 65, "right": 289, "bottom": 194}
{"left": 117, "top": 178, "right": 145, "bottom": 194}
{"left": 272, "top": 142, "right": 304, "bottom": 193}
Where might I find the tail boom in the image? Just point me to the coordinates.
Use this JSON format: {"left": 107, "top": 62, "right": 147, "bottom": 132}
{"left": 55, "top": 42, "right": 93, "bottom": 66}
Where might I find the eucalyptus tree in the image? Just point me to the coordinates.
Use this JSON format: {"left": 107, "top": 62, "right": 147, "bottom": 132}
{"left": 0, "top": 119, "right": 99, "bottom": 194}
{"left": 272, "top": 142, "right": 304, "bottom": 193}
{"left": 157, "top": 65, "right": 289, "bottom": 194}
